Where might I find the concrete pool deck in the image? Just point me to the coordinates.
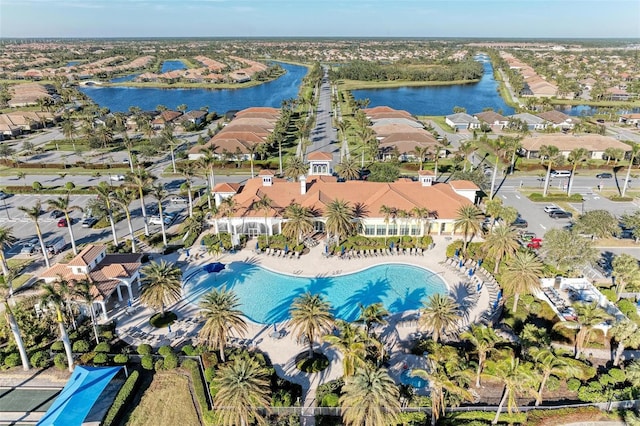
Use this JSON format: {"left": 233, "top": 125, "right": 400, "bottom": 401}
{"left": 112, "top": 234, "right": 492, "bottom": 421}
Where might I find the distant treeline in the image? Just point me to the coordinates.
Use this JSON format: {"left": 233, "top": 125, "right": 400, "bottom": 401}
{"left": 329, "top": 60, "right": 483, "bottom": 82}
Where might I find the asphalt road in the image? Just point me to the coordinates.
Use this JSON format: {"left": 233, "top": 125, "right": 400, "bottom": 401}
{"left": 306, "top": 68, "right": 339, "bottom": 166}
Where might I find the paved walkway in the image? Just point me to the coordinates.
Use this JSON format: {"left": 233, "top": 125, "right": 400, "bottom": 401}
{"left": 113, "top": 234, "right": 493, "bottom": 422}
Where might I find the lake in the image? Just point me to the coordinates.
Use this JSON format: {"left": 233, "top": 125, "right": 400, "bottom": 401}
{"left": 352, "top": 57, "right": 515, "bottom": 117}
{"left": 80, "top": 62, "right": 308, "bottom": 113}
{"left": 161, "top": 60, "right": 187, "bottom": 73}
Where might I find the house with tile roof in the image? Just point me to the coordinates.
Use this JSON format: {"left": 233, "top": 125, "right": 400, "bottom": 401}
{"left": 520, "top": 134, "right": 632, "bottom": 160}
{"left": 445, "top": 113, "right": 481, "bottom": 130}
{"left": 211, "top": 168, "right": 479, "bottom": 242}
{"left": 474, "top": 111, "right": 509, "bottom": 129}
{"left": 40, "top": 245, "right": 143, "bottom": 320}
{"left": 510, "top": 113, "right": 548, "bottom": 131}
{"left": 536, "top": 110, "right": 580, "bottom": 130}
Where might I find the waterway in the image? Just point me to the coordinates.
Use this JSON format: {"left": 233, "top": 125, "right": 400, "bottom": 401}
{"left": 160, "top": 60, "right": 187, "bottom": 73}
{"left": 351, "top": 56, "right": 516, "bottom": 116}
{"left": 79, "top": 62, "right": 307, "bottom": 113}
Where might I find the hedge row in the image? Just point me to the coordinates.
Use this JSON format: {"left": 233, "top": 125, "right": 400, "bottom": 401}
{"left": 1, "top": 161, "right": 129, "bottom": 170}
{"left": 2, "top": 185, "right": 98, "bottom": 195}
{"left": 528, "top": 192, "right": 584, "bottom": 202}
{"left": 181, "top": 358, "right": 214, "bottom": 421}
{"left": 102, "top": 370, "right": 139, "bottom": 426}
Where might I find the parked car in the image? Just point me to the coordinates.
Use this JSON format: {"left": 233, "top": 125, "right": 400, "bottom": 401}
{"left": 49, "top": 210, "right": 65, "bottom": 219}
{"left": 0, "top": 191, "right": 11, "bottom": 200}
{"left": 561, "top": 307, "right": 577, "bottom": 321}
{"left": 81, "top": 217, "right": 98, "bottom": 228}
{"left": 170, "top": 196, "right": 188, "bottom": 205}
{"left": 596, "top": 172, "right": 613, "bottom": 179}
{"left": 57, "top": 218, "right": 69, "bottom": 227}
{"left": 550, "top": 170, "right": 572, "bottom": 178}
{"left": 110, "top": 174, "right": 125, "bottom": 182}
{"left": 20, "top": 238, "right": 41, "bottom": 255}
{"left": 519, "top": 231, "right": 536, "bottom": 242}
{"left": 527, "top": 238, "right": 543, "bottom": 249}
{"left": 149, "top": 215, "right": 174, "bottom": 226}
{"left": 511, "top": 217, "right": 528, "bottom": 229}
{"left": 46, "top": 236, "right": 65, "bottom": 255}
{"left": 543, "top": 205, "right": 561, "bottom": 213}
{"left": 549, "top": 210, "right": 573, "bottom": 219}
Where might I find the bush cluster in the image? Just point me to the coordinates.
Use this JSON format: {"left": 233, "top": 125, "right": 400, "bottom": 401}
{"left": 30, "top": 351, "right": 50, "bottom": 368}
{"left": 101, "top": 370, "right": 139, "bottom": 426}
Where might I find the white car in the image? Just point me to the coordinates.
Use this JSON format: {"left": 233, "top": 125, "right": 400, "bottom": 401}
{"left": 170, "top": 196, "right": 188, "bottom": 205}
{"left": 110, "top": 174, "right": 125, "bottom": 182}
{"left": 149, "top": 213, "right": 175, "bottom": 226}
{"left": 543, "top": 205, "right": 561, "bottom": 213}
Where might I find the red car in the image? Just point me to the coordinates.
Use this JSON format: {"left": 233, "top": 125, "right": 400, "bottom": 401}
{"left": 57, "top": 218, "right": 68, "bottom": 227}
{"left": 527, "top": 238, "right": 542, "bottom": 249}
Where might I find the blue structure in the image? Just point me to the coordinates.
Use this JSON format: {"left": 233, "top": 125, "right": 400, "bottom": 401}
{"left": 203, "top": 262, "right": 225, "bottom": 273}
{"left": 38, "top": 366, "right": 123, "bottom": 426}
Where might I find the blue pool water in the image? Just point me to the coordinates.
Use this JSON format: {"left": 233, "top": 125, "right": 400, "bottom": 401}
{"left": 400, "top": 369, "right": 428, "bottom": 388}
{"left": 183, "top": 262, "right": 447, "bottom": 324}
{"left": 161, "top": 60, "right": 187, "bottom": 73}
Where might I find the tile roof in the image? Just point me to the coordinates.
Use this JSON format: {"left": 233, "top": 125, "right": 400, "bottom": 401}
{"left": 68, "top": 245, "right": 106, "bottom": 267}
{"left": 521, "top": 134, "right": 632, "bottom": 153}
{"left": 536, "top": 110, "right": 578, "bottom": 124}
{"left": 307, "top": 152, "right": 333, "bottom": 161}
{"left": 474, "top": 111, "right": 508, "bottom": 124}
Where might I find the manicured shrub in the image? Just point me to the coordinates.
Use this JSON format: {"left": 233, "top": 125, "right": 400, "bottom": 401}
{"left": 137, "top": 344, "right": 152, "bottom": 356}
{"left": 80, "top": 352, "right": 96, "bottom": 364}
{"left": 609, "top": 368, "right": 626, "bottom": 383}
{"left": 93, "top": 353, "right": 108, "bottom": 364}
{"left": 567, "top": 378, "right": 581, "bottom": 392}
{"left": 158, "top": 345, "right": 173, "bottom": 357}
{"left": 102, "top": 370, "right": 139, "bottom": 426}
{"left": 320, "top": 393, "right": 340, "bottom": 407}
{"left": 181, "top": 344, "right": 195, "bottom": 356}
{"left": 113, "top": 354, "right": 129, "bottom": 364}
{"left": 100, "top": 330, "right": 114, "bottom": 340}
{"left": 94, "top": 342, "right": 111, "bottom": 353}
{"left": 204, "top": 366, "right": 215, "bottom": 383}
{"left": 30, "top": 351, "right": 50, "bottom": 368}
{"left": 163, "top": 353, "right": 179, "bottom": 369}
{"left": 154, "top": 359, "right": 164, "bottom": 371}
{"left": 51, "top": 341, "right": 64, "bottom": 352}
{"left": 141, "top": 354, "right": 154, "bottom": 370}
{"left": 4, "top": 353, "right": 20, "bottom": 368}
{"left": 72, "top": 340, "right": 90, "bottom": 353}
{"left": 545, "top": 375, "right": 560, "bottom": 391}
{"left": 601, "top": 289, "right": 616, "bottom": 302}
{"left": 54, "top": 353, "right": 67, "bottom": 370}
{"left": 272, "top": 389, "right": 293, "bottom": 407}
{"left": 183, "top": 359, "right": 211, "bottom": 413}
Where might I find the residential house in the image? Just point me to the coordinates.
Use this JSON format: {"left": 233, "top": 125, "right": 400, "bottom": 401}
{"left": 151, "top": 110, "right": 183, "bottom": 130}
{"left": 474, "top": 111, "right": 509, "bottom": 130}
{"left": 619, "top": 114, "right": 640, "bottom": 126}
{"left": 520, "top": 134, "right": 632, "bottom": 160}
{"left": 510, "top": 113, "right": 548, "bottom": 131}
{"left": 536, "top": 110, "right": 580, "bottom": 130}
{"left": 180, "top": 110, "right": 207, "bottom": 126}
{"left": 445, "top": 113, "right": 481, "bottom": 130}
{"left": 40, "top": 245, "right": 143, "bottom": 320}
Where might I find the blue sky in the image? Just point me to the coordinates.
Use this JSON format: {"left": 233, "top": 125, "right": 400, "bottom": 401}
{"left": 2, "top": 0, "right": 639, "bottom": 38}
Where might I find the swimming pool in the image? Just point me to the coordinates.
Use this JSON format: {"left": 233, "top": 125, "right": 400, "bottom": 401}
{"left": 400, "top": 369, "right": 429, "bottom": 388}
{"left": 183, "top": 262, "right": 447, "bottom": 324}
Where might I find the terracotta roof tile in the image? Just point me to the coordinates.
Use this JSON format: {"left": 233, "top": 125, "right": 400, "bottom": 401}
{"left": 68, "top": 245, "right": 106, "bottom": 267}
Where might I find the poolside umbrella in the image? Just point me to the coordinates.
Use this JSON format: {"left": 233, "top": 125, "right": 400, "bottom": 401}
{"left": 168, "top": 324, "right": 172, "bottom": 333}
{"left": 127, "top": 299, "right": 132, "bottom": 307}
{"left": 284, "top": 244, "right": 289, "bottom": 254}
{"left": 255, "top": 242, "right": 259, "bottom": 250}
{"left": 273, "top": 323, "right": 277, "bottom": 332}
{"left": 185, "top": 249, "right": 190, "bottom": 257}
{"left": 493, "top": 299, "right": 499, "bottom": 310}
{"left": 341, "top": 246, "right": 345, "bottom": 255}
{"left": 477, "top": 282, "right": 482, "bottom": 292}
{"left": 477, "top": 259, "right": 483, "bottom": 267}
{"left": 454, "top": 248, "right": 460, "bottom": 258}
{"left": 459, "top": 259, "right": 464, "bottom": 268}
{"left": 325, "top": 245, "right": 329, "bottom": 254}
{"left": 497, "top": 289, "right": 503, "bottom": 301}
{"left": 204, "top": 262, "right": 225, "bottom": 273}
{"left": 390, "top": 241, "right": 395, "bottom": 249}
{"left": 468, "top": 268, "right": 474, "bottom": 277}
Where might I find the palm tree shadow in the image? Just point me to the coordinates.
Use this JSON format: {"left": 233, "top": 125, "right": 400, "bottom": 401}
{"left": 449, "top": 281, "right": 477, "bottom": 323}
{"left": 339, "top": 278, "right": 390, "bottom": 322}
{"left": 388, "top": 287, "right": 427, "bottom": 313}
{"left": 264, "top": 275, "right": 335, "bottom": 324}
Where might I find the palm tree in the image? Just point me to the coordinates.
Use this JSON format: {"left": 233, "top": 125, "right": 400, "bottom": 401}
{"left": 0, "top": 225, "right": 17, "bottom": 278}
{"left": 529, "top": 347, "right": 586, "bottom": 406}
{"left": 73, "top": 278, "right": 100, "bottom": 344}
{"left": 566, "top": 147, "right": 589, "bottom": 195}
{"left": 289, "top": 292, "right": 334, "bottom": 358}
{"left": 325, "top": 199, "right": 355, "bottom": 242}
{"left": 379, "top": 205, "right": 397, "bottom": 245}
{"left": 149, "top": 184, "right": 169, "bottom": 247}
{"left": 126, "top": 167, "right": 154, "bottom": 236}
{"left": 454, "top": 205, "right": 484, "bottom": 255}
{"left": 622, "top": 142, "right": 640, "bottom": 197}
{"left": 18, "top": 201, "right": 49, "bottom": 268}
{"left": 41, "top": 283, "right": 73, "bottom": 372}
{"left": 413, "top": 359, "right": 473, "bottom": 425}
{"left": 324, "top": 320, "right": 367, "bottom": 377}
{"left": 95, "top": 125, "right": 114, "bottom": 148}
{"left": 110, "top": 188, "right": 137, "bottom": 253}
{"left": 539, "top": 145, "right": 562, "bottom": 197}
{"left": 196, "top": 147, "right": 218, "bottom": 205}
{"left": 339, "top": 366, "right": 400, "bottom": 426}
{"left": 501, "top": 251, "right": 544, "bottom": 312}
{"left": 482, "top": 225, "right": 520, "bottom": 274}
{"left": 284, "top": 156, "right": 309, "bottom": 180}
{"left": 488, "top": 137, "right": 508, "bottom": 199}
{"left": 612, "top": 253, "right": 640, "bottom": 299}
{"left": 161, "top": 124, "right": 179, "bottom": 173}
{"left": 61, "top": 118, "right": 75, "bottom": 142}
{"left": 1, "top": 270, "right": 30, "bottom": 370}
{"left": 282, "top": 203, "right": 314, "bottom": 245}
{"left": 219, "top": 197, "right": 238, "bottom": 242}
{"left": 485, "top": 354, "right": 536, "bottom": 424}
{"left": 461, "top": 324, "right": 501, "bottom": 387}
{"left": 357, "top": 302, "right": 389, "bottom": 336}
{"left": 456, "top": 140, "right": 475, "bottom": 172}
{"left": 121, "top": 133, "right": 136, "bottom": 173}
{"left": 484, "top": 198, "right": 504, "bottom": 231}
{"left": 412, "top": 145, "right": 431, "bottom": 171}
{"left": 95, "top": 182, "right": 118, "bottom": 246}
{"left": 213, "top": 356, "right": 271, "bottom": 426}
{"left": 199, "top": 287, "right": 247, "bottom": 363}
{"left": 419, "top": 293, "right": 460, "bottom": 343}
{"left": 139, "top": 260, "right": 182, "bottom": 315}
{"left": 254, "top": 195, "right": 273, "bottom": 246}
{"left": 179, "top": 162, "right": 196, "bottom": 218}
{"left": 335, "top": 157, "right": 360, "bottom": 181}
{"left": 555, "top": 302, "right": 611, "bottom": 359}
{"left": 610, "top": 319, "right": 640, "bottom": 366}
{"left": 47, "top": 194, "right": 82, "bottom": 255}
{"left": 412, "top": 207, "right": 432, "bottom": 238}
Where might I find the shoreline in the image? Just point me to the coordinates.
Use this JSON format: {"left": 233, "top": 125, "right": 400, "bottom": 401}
{"left": 338, "top": 78, "right": 480, "bottom": 90}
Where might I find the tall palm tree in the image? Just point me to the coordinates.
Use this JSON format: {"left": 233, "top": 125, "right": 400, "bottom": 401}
{"left": 1, "top": 270, "right": 30, "bottom": 370}
{"left": 610, "top": 319, "right": 640, "bottom": 366}
{"left": 18, "top": 201, "right": 49, "bottom": 268}
{"left": 412, "top": 207, "right": 432, "bottom": 238}
{"left": 484, "top": 198, "right": 504, "bottom": 231}
{"left": 139, "top": 260, "right": 182, "bottom": 315}
{"left": 501, "top": 251, "right": 544, "bottom": 312}
{"left": 612, "top": 253, "right": 640, "bottom": 299}
{"left": 412, "top": 145, "right": 431, "bottom": 171}
{"left": 213, "top": 356, "right": 271, "bottom": 426}
{"left": 94, "top": 182, "right": 118, "bottom": 246}
{"left": 379, "top": 205, "right": 397, "bottom": 245}
{"left": 325, "top": 199, "right": 355, "bottom": 242}
{"left": 488, "top": 137, "right": 508, "bottom": 199}
{"left": 554, "top": 302, "right": 611, "bottom": 359}
{"left": 482, "top": 224, "right": 520, "bottom": 274}
{"left": 622, "top": 142, "right": 640, "bottom": 197}
{"left": 566, "top": 147, "right": 589, "bottom": 195}
{"left": 484, "top": 354, "right": 536, "bottom": 425}
{"left": 196, "top": 147, "right": 218, "bottom": 207}
{"left": 282, "top": 203, "right": 314, "bottom": 245}
{"left": 126, "top": 167, "right": 154, "bottom": 236}
{"left": 254, "top": 195, "right": 273, "bottom": 246}
{"left": 419, "top": 293, "right": 460, "bottom": 343}
{"left": 47, "top": 194, "right": 82, "bottom": 255}
{"left": 179, "top": 162, "right": 196, "bottom": 218}
{"left": 73, "top": 278, "right": 100, "bottom": 344}
{"left": 121, "top": 133, "right": 136, "bottom": 173}
{"left": 289, "top": 292, "right": 334, "bottom": 358}
{"left": 335, "top": 157, "right": 360, "bottom": 181}
{"left": 461, "top": 324, "right": 502, "bottom": 387}
{"left": 219, "top": 197, "right": 238, "bottom": 242}
{"left": 284, "top": 156, "right": 309, "bottom": 180}
{"left": 0, "top": 225, "right": 17, "bottom": 278}
{"left": 61, "top": 118, "right": 75, "bottom": 142}
{"left": 199, "top": 287, "right": 247, "bottom": 363}
{"left": 149, "top": 184, "right": 169, "bottom": 247}
{"left": 339, "top": 366, "right": 400, "bottom": 426}
{"left": 539, "top": 145, "right": 562, "bottom": 197}
{"left": 357, "top": 302, "right": 389, "bottom": 336}
{"left": 324, "top": 320, "right": 367, "bottom": 377}
{"left": 110, "top": 188, "right": 137, "bottom": 253}
{"left": 529, "top": 347, "right": 584, "bottom": 406}
{"left": 456, "top": 140, "right": 475, "bottom": 172}
{"left": 161, "top": 123, "right": 179, "bottom": 173}
{"left": 95, "top": 125, "right": 114, "bottom": 149}
{"left": 41, "top": 283, "right": 73, "bottom": 372}
{"left": 453, "top": 205, "right": 484, "bottom": 255}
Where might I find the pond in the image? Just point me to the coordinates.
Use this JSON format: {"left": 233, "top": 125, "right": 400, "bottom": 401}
{"left": 161, "top": 60, "right": 187, "bottom": 73}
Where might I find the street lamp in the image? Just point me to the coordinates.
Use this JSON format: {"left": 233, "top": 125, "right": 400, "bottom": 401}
{"left": 581, "top": 200, "right": 585, "bottom": 214}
